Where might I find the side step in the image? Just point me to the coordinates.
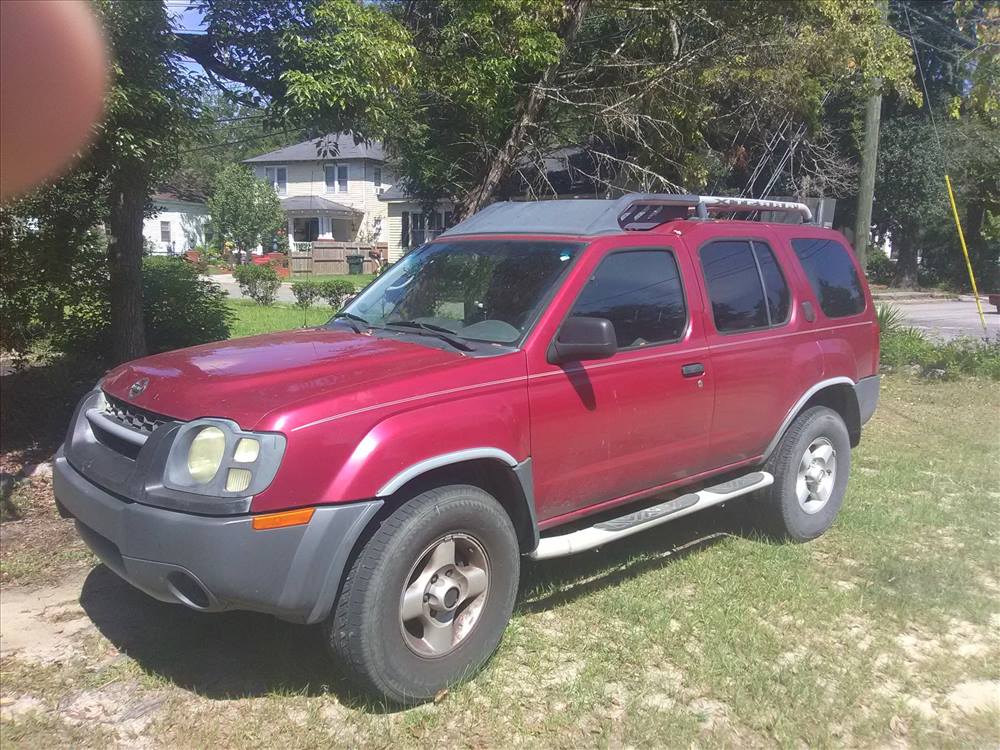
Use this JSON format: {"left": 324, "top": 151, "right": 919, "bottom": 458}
{"left": 529, "top": 471, "right": 773, "bottom": 560}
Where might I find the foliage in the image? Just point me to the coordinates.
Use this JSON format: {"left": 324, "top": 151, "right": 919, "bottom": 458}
{"left": 141, "top": 258, "right": 232, "bottom": 351}
{"left": 208, "top": 165, "right": 285, "bottom": 256}
{"left": 181, "top": 0, "right": 916, "bottom": 213}
{"left": 290, "top": 278, "right": 321, "bottom": 325}
{"left": 233, "top": 263, "right": 282, "bottom": 306}
{"left": 318, "top": 278, "right": 356, "bottom": 309}
{"left": 866, "top": 253, "right": 895, "bottom": 286}
{"left": 53, "top": 257, "right": 232, "bottom": 357}
{"left": 880, "top": 326, "right": 1000, "bottom": 380}
{"left": 875, "top": 303, "right": 906, "bottom": 336}
{"left": 291, "top": 279, "right": 320, "bottom": 308}
{"left": 227, "top": 299, "right": 332, "bottom": 338}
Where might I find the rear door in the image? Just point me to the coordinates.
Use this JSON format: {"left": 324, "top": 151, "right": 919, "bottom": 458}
{"left": 690, "top": 224, "right": 823, "bottom": 466}
{"left": 526, "top": 237, "right": 715, "bottom": 523}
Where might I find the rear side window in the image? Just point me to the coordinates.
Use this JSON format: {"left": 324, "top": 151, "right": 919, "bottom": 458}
{"left": 791, "top": 238, "right": 865, "bottom": 317}
{"left": 569, "top": 249, "right": 686, "bottom": 348}
{"left": 699, "top": 240, "right": 790, "bottom": 332}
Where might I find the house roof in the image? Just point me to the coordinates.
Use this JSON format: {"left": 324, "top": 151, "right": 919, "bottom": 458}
{"left": 152, "top": 189, "right": 207, "bottom": 205}
{"left": 377, "top": 183, "right": 411, "bottom": 202}
{"left": 245, "top": 133, "right": 385, "bottom": 163}
{"left": 280, "top": 196, "right": 362, "bottom": 214}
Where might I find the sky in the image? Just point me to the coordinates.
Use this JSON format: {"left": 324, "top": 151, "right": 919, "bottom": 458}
{"left": 164, "top": 1, "right": 207, "bottom": 74}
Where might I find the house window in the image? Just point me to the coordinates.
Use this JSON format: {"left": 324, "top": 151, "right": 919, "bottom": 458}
{"left": 292, "top": 217, "right": 320, "bottom": 242}
{"left": 325, "top": 164, "right": 349, "bottom": 193}
{"left": 160, "top": 221, "right": 171, "bottom": 243}
{"left": 265, "top": 166, "right": 286, "bottom": 195}
{"left": 373, "top": 166, "right": 383, "bottom": 195}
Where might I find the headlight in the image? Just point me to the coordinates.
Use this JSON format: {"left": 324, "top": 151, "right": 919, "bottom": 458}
{"left": 160, "top": 419, "right": 286, "bottom": 498}
{"left": 187, "top": 426, "right": 226, "bottom": 482}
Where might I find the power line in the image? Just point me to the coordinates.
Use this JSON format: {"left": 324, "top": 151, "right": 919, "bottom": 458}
{"left": 903, "top": 2, "right": 944, "bottom": 155}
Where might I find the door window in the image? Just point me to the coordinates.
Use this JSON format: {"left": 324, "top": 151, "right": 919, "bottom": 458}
{"left": 791, "top": 238, "right": 865, "bottom": 317}
{"left": 568, "top": 249, "right": 686, "bottom": 348}
{"left": 700, "top": 240, "right": 790, "bottom": 332}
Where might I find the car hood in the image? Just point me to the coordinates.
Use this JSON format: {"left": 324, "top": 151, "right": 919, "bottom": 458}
{"left": 101, "top": 327, "right": 467, "bottom": 428}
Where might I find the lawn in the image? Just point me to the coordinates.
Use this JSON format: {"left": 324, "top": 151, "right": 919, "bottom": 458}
{"left": 288, "top": 273, "right": 376, "bottom": 289}
{"left": 1, "top": 374, "right": 997, "bottom": 747}
{"left": 227, "top": 299, "right": 333, "bottom": 338}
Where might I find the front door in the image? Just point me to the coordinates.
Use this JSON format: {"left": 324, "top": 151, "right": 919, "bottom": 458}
{"left": 527, "top": 243, "right": 715, "bottom": 524}
{"left": 292, "top": 217, "right": 320, "bottom": 242}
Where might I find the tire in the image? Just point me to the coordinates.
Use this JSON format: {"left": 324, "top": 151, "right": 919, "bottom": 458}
{"left": 326, "top": 484, "right": 520, "bottom": 705}
{"left": 757, "top": 406, "right": 851, "bottom": 541}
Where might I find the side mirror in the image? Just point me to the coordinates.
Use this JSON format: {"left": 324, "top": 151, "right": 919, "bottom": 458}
{"left": 547, "top": 316, "right": 618, "bottom": 364}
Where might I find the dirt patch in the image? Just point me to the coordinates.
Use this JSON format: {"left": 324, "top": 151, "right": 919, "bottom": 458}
{"left": 0, "top": 572, "right": 94, "bottom": 663}
{"left": 947, "top": 680, "right": 1000, "bottom": 716}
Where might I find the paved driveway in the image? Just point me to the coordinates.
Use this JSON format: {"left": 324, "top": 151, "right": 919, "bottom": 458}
{"left": 894, "top": 298, "right": 998, "bottom": 341}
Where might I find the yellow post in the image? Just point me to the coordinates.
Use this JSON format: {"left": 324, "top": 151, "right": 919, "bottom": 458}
{"left": 944, "top": 174, "right": 988, "bottom": 335}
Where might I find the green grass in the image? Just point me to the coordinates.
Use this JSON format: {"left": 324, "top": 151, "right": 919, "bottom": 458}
{"left": 2, "top": 375, "right": 998, "bottom": 747}
{"left": 288, "top": 273, "right": 375, "bottom": 289}
{"left": 227, "top": 300, "right": 333, "bottom": 338}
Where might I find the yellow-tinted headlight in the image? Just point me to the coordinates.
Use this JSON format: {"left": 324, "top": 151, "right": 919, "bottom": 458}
{"left": 187, "top": 426, "right": 225, "bottom": 483}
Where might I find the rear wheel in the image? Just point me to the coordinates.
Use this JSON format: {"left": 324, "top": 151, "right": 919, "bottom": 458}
{"left": 326, "top": 484, "right": 519, "bottom": 704}
{"left": 757, "top": 406, "right": 851, "bottom": 541}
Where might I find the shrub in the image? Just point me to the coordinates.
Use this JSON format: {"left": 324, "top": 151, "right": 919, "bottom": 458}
{"left": 318, "top": 278, "right": 357, "bottom": 310}
{"left": 866, "top": 252, "right": 895, "bottom": 286}
{"left": 880, "top": 326, "right": 1000, "bottom": 380}
{"left": 55, "top": 257, "right": 232, "bottom": 356}
{"left": 142, "top": 257, "right": 232, "bottom": 351}
{"left": 875, "top": 303, "right": 906, "bottom": 335}
{"left": 233, "top": 263, "right": 281, "bottom": 306}
{"left": 291, "top": 279, "right": 320, "bottom": 309}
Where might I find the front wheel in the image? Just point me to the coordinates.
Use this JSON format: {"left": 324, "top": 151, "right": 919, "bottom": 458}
{"left": 326, "top": 484, "right": 519, "bottom": 704}
{"left": 757, "top": 406, "right": 851, "bottom": 541}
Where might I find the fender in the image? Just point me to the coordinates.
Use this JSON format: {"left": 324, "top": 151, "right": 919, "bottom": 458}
{"left": 762, "top": 376, "right": 855, "bottom": 459}
{"left": 377, "top": 448, "right": 519, "bottom": 496}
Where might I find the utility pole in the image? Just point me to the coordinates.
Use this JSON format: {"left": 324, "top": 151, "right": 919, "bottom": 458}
{"left": 853, "top": 0, "right": 888, "bottom": 266}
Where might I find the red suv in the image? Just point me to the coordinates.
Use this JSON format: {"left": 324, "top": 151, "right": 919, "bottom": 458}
{"left": 55, "top": 194, "right": 879, "bottom": 704}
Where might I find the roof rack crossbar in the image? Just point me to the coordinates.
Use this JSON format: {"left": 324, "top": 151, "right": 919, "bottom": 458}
{"left": 613, "top": 193, "right": 813, "bottom": 230}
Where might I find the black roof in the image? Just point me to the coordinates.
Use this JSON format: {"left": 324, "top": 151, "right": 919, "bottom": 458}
{"left": 245, "top": 133, "right": 385, "bottom": 163}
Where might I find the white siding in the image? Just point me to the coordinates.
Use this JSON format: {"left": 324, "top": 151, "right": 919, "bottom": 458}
{"left": 384, "top": 200, "right": 454, "bottom": 262}
{"left": 142, "top": 201, "right": 209, "bottom": 254}
{"left": 253, "top": 160, "right": 394, "bottom": 243}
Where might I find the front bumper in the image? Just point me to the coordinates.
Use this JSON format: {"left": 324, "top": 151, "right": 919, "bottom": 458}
{"left": 54, "top": 451, "right": 382, "bottom": 623}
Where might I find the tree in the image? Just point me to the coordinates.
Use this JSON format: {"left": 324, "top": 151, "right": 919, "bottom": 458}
{"left": 178, "top": 0, "right": 916, "bottom": 216}
{"left": 88, "top": 0, "right": 197, "bottom": 363}
{"left": 208, "top": 165, "right": 285, "bottom": 258}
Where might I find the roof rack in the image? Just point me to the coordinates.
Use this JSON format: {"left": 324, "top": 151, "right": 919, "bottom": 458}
{"left": 440, "top": 192, "right": 814, "bottom": 238}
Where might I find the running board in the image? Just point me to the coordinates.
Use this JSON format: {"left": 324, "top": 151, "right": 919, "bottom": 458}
{"left": 529, "top": 471, "right": 773, "bottom": 560}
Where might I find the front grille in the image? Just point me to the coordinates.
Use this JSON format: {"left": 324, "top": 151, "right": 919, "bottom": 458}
{"left": 103, "top": 393, "right": 167, "bottom": 435}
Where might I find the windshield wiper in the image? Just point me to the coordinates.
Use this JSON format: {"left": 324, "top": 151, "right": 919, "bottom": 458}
{"left": 385, "top": 321, "right": 474, "bottom": 352}
{"left": 331, "top": 312, "right": 373, "bottom": 333}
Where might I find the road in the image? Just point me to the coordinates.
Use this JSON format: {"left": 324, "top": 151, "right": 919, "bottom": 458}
{"left": 893, "top": 298, "right": 998, "bottom": 341}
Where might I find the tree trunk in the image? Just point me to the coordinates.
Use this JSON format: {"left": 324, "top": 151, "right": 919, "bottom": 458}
{"left": 107, "top": 170, "right": 148, "bottom": 364}
{"left": 964, "top": 199, "right": 997, "bottom": 291}
{"left": 454, "top": 0, "right": 591, "bottom": 222}
{"left": 893, "top": 232, "right": 919, "bottom": 290}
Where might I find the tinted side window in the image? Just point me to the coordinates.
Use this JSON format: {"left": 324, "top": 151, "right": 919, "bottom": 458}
{"left": 570, "top": 250, "right": 686, "bottom": 348}
{"left": 792, "top": 238, "right": 865, "bottom": 317}
{"left": 699, "top": 241, "right": 768, "bottom": 332}
{"left": 754, "top": 242, "right": 791, "bottom": 324}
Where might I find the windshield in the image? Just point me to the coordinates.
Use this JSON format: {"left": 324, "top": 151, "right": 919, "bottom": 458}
{"left": 342, "top": 240, "right": 582, "bottom": 344}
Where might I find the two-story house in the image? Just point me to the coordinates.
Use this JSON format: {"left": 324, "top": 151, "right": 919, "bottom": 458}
{"left": 244, "top": 134, "right": 394, "bottom": 253}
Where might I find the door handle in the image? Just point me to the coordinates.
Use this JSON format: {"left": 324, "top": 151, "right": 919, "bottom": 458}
{"left": 681, "top": 363, "right": 705, "bottom": 378}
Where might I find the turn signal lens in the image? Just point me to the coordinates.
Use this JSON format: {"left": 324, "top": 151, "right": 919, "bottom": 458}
{"left": 252, "top": 507, "right": 315, "bottom": 531}
{"left": 187, "top": 427, "right": 225, "bottom": 483}
{"left": 233, "top": 438, "right": 260, "bottom": 463}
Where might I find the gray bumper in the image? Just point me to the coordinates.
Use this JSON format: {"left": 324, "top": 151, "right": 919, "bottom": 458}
{"left": 53, "top": 452, "right": 382, "bottom": 624}
{"left": 854, "top": 375, "right": 880, "bottom": 426}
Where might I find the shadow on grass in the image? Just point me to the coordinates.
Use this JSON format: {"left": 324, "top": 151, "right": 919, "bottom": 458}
{"left": 78, "top": 501, "right": 761, "bottom": 709}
